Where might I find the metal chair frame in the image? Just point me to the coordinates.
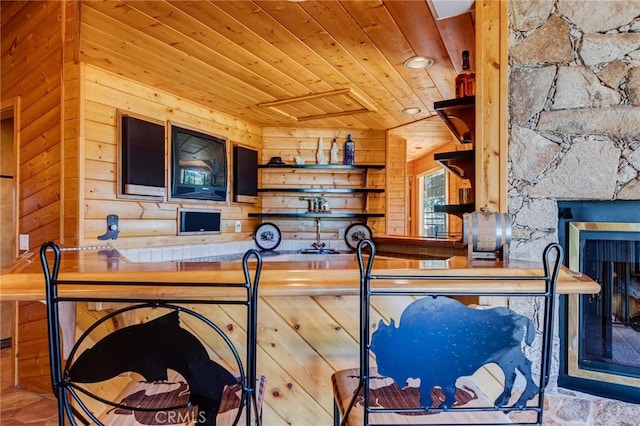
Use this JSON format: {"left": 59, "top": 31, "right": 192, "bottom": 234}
{"left": 41, "top": 241, "right": 263, "bottom": 426}
{"left": 334, "top": 239, "right": 563, "bottom": 426}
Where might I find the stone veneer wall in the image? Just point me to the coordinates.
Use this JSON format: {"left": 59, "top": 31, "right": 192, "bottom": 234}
{"left": 507, "top": 1, "right": 640, "bottom": 424}
{"left": 509, "top": 0, "right": 640, "bottom": 259}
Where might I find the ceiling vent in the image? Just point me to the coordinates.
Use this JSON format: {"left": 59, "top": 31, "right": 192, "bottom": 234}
{"left": 258, "top": 88, "right": 376, "bottom": 122}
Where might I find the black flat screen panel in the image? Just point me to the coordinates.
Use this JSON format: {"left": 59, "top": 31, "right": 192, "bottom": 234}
{"left": 171, "top": 126, "right": 227, "bottom": 201}
{"left": 179, "top": 210, "right": 221, "bottom": 234}
{"left": 121, "top": 116, "right": 165, "bottom": 196}
{"left": 233, "top": 145, "right": 258, "bottom": 203}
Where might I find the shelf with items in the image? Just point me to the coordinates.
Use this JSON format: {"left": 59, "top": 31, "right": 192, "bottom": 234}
{"left": 257, "top": 164, "right": 385, "bottom": 210}
{"left": 258, "top": 164, "right": 385, "bottom": 196}
{"left": 255, "top": 163, "right": 385, "bottom": 251}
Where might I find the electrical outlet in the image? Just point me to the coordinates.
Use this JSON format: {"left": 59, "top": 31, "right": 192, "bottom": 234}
{"left": 234, "top": 220, "right": 242, "bottom": 233}
{"left": 19, "top": 234, "right": 29, "bottom": 251}
{"left": 338, "top": 228, "right": 345, "bottom": 239}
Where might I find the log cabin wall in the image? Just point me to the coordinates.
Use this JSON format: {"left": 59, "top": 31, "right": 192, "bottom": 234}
{"left": 81, "top": 65, "right": 262, "bottom": 248}
{"left": 15, "top": 301, "right": 49, "bottom": 393}
{"left": 61, "top": 0, "right": 81, "bottom": 247}
{"left": 1, "top": 1, "right": 65, "bottom": 250}
{"left": 1, "top": 0, "right": 69, "bottom": 394}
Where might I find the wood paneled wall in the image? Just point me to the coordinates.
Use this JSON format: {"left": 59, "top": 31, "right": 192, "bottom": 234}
{"left": 385, "top": 132, "right": 408, "bottom": 235}
{"left": 16, "top": 301, "right": 49, "bottom": 394}
{"left": 81, "top": 65, "right": 262, "bottom": 248}
{"left": 61, "top": 0, "right": 81, "bottom": 246}
{"left": 1, "top": 0, "right": 64, "bottom": 250}
{"left": 2, "top": 0, "right": 65, "bottom": 393}
{"left": 260, "top": 128, "right": 386, "bottom": 241}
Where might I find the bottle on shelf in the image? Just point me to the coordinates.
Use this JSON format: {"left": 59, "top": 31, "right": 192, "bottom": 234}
{"left": 343, "top": 134, "right": 355, "bottom": 165}
{"left": 455, "top": 50, "right": 475, "bottom": 98}
{"left": 330, "top": 137, "right": 340, "bottom": 164}
{"left": 316, "top": 136, "right": 327, "bottom": 165}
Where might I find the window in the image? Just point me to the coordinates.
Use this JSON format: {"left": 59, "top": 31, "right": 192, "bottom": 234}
{"left": 420, "top": 169, "right": 447, "bottom": 237}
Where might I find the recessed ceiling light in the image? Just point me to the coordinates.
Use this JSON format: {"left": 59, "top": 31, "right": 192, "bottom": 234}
{"left": 402, "top": 107, "right": 423, "bottom": 115}
{"left": 403, "top": 56, "right": 434, "bottom": 69}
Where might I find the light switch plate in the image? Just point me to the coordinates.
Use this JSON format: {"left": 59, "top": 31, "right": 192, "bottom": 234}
{"left": 19, "top": 234, "right": 29, "bottom": 251}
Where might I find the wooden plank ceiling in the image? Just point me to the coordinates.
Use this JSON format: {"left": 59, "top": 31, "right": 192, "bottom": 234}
{"left": 79, "top": 0, "right": 475, "bottom": 161}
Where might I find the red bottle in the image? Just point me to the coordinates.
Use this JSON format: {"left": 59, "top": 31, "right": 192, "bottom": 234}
{"left": 455, "top": 50, "right": 475, "bottom": 98}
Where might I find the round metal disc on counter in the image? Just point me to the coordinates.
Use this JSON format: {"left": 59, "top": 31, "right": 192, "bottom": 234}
{"left": 254, "top": 222, "right": 282, "bottom": 251}
{"left": 344, "top": 223, "right": 372, "bottom": 251}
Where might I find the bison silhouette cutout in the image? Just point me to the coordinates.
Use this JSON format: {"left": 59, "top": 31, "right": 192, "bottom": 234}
{"left": 68, "top": 310, "right": 237, "bottom": 425}
{"left": 371, "top": 296, "right": 538, "bottom": 410}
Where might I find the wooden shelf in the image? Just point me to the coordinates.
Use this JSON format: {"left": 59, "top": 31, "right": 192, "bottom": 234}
{"left": 255, "top": 164, "right": 385, "bottom": 224}
{"left": 258, "top": 188, "right": 384, "bottom": 194}
{"left": 259, "top": 164, "right": 384, "bottom": 169}
{"left": 434, "top": 150, "right": 474, "bottom": 180}
{"left": 248, "top": 212, "right": 385, "bottom": 219}
{"left": 434, "top": 97, "right": 476, "bottom": 225}
{"left": 434, "top": 96, "right": 475, "bottom": 145}
{"left": 434, "top": 203, "right": 475, "bottom": 218}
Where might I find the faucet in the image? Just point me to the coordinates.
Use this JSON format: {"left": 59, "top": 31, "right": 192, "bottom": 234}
{"left": 311, "top": 241, "right": 326, "bottom": 250}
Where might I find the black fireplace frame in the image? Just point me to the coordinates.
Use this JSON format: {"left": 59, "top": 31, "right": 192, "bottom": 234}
{"left": 557, "top": 200, "right": 640, "bottom": 403}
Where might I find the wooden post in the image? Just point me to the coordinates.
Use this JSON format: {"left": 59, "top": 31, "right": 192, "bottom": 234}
{"left": 475, "top": 0, "right": 509, "bottom": 213}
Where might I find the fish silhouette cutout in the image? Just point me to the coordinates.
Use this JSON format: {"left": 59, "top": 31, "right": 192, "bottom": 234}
{"left": 69, "top": 311, "right": 237, "bottom": 425}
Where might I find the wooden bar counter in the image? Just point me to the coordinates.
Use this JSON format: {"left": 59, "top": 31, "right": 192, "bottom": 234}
{"left": 373, "top": 234, "right": 468, "bottom": 259}
{"left": 0, "top": 247, "right": 599, "bottom": 425}
{"left": 1, "top": 247, "right": 598, "bottom": 301}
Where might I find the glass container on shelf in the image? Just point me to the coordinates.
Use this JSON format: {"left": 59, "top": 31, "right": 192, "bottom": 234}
{"left": 343, "top": 134, "right": 355, "bottom": 165}
{"left": 455, "top": 50, "right": 475, "bottom": 98}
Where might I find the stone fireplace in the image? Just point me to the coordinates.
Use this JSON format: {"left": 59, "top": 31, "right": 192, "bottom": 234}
{"left": 506, "top": 1, "right": 640, "bottom": 422}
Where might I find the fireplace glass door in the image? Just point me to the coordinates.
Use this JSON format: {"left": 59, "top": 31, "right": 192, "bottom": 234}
{"left": 564, "top": 221, "right": 640, "bottom": 402}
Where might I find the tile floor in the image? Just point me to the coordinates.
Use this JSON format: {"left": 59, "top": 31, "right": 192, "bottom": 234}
{"left": 0, "top": 346, "right": 58, "bottom": 425}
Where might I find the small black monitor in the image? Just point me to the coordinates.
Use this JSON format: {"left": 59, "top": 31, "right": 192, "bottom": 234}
{"left": 178, "top": 209, "right": 221, "bottom": 234}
